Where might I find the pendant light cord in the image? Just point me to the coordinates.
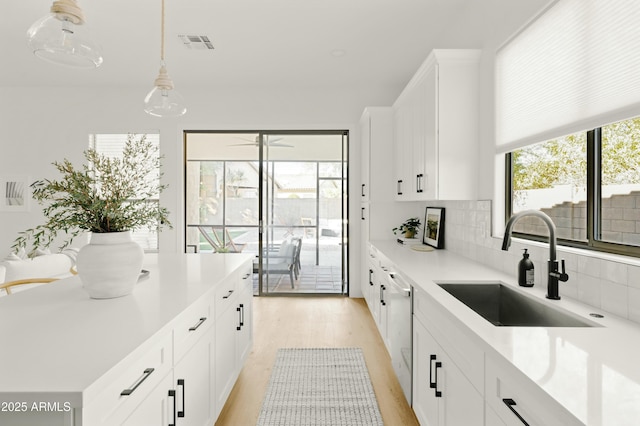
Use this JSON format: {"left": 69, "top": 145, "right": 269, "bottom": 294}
{"left": 160, "top": 0, "right": 165, "bottom": 62}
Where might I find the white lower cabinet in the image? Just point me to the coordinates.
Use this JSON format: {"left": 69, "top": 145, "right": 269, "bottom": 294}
{"left": 213, "top": 264, "right": 254, "bottom": 419}
{"left": 366, "top": 245, "right": 588, "bottom": 426}
{"left": 412, "top": 316, "right": 483, "bottom": 426}
{"left": 89, "top": 260, "right": 252, "bottom": 426}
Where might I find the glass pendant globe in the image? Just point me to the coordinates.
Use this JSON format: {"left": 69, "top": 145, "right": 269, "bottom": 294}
{"left": 27, "top": 14, "right": 103, "bottom": 68}
{"left": 144, "top": 86, "right": 187, "bottom": 118}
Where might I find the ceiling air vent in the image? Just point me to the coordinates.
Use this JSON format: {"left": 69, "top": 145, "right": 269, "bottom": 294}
{"left": 179, "top": 35, "right": 215, "bottom": 50}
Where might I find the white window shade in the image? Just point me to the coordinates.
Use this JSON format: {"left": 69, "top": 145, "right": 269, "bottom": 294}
{"left": 496, "top": 0, "right": 640, "bottom": 152}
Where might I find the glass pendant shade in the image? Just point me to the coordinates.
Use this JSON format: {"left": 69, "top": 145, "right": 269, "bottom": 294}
{"left": 27, "top": 7, "right": 103, "bottom": 68}
{"left": 143, "top": 65, "right": 187, "bottom": 118}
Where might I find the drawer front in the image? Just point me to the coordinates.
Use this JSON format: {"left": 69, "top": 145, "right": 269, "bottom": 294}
{"left": 238, "top": 262, "right": 253, "bottom": 294}
{"left": 83, "top": 332, "right": 173, "bottom": 426}
{"left": 214, "top": 273, "right": 239, "bottom": 319}
{"left": 486, "top": 355, "right": 584, "bottom": 426}
{"left": 173, "top": 296, "right": 212, "bottom": 363}
{"left": 413, "top": 286, "right": 484, "bottom": 395}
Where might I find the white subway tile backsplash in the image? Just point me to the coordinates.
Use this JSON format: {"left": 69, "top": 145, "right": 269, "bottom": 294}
{"left": 600, "top": 281, "right": 628, "bottom": 318}
{"left": 577, "top": 256, "right": 603, "bottom": 278}
{"left": 629, "top": 288, "right": 640, "bottom": 323}
{"left": 560, "top": 279, "right": 578, "bottom": 300}
{"left": 434, "top": 199, "right": 640, "bottom": 325}
{"left": 602, "top": 261, "right": 628, "bottom": 285}
{"left": 577, "top": 275, "right": 602, "bottom": 307}
{"left": 627, "top": 265, "right": 640, "bottom": 289}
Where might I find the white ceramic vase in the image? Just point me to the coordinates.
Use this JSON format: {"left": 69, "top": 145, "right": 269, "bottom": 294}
{"left": 76, "top": 231, "right": 144, "bottom": 299}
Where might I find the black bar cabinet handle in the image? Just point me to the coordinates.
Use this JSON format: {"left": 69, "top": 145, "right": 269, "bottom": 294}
{"left": 362, "top": 183, "right": 365, "bottom": 197}
{"left": 369, "top": 269, "right": 374, "bottom": 286}
{"left": 380, "top": 285, "right": 386, "bottom": 306}
{"left": 361, "top": 207, "right": 365, "bottom": 220}
{"left": 237, "top": 305, "right": 242, "bottom": 330}
{"left": 243, "top": 273, "right": 251, "bottom": 279}
{"left": 397, "top": 180, "right": 403, "bottom": 195}
{"left": 177, "top": 379, "right": 186, "bottom": 418}
{"left": 188, "top": 317, "right": 207, "bottom": 332}
{"left": 434, "top": 361, "right": 442, "bottom": 397}
{"left": 168, "top": 389, "right": 176, "bottom": 426}
{"left": 223, "top": 289, "right": 234, "bottom": 299}
{"left": 503, "top": 398, "right": 530, "bottom": 426}
{"left": 240, "top": 303, "right": 245, "bottom": 327}
{"left": 429, "top": 355, "right": 436, "bottom": 389}
{"left": 121, "top": 368, "right": 154, "bottom": 396}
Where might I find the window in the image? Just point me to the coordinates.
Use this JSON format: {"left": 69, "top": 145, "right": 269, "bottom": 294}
{"left": 507, "top": 116, "right": 640, "bottom": 257}
{"left": 90, "top": 133, "right": 162, "bottom": 252}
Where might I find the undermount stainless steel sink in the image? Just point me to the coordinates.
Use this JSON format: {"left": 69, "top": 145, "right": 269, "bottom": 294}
{"left": 438, "top": 283, "right": 597, "bottom": 327}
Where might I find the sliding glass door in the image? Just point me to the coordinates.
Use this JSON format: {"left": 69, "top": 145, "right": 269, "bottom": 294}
{"left": 185, "top": 131, "right": 348, "bottom": 295}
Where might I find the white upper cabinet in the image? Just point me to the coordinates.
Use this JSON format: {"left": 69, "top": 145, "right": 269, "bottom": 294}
{"left": 360, "top": 107, "right": 394, "bottom": 203}
{"left": 393, "top": 49, "right": 480, "bottom": 201}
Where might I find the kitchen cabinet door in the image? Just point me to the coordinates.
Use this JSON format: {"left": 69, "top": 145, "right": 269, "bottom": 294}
{"left": 363, "top": 258, "right": 376, "bottom": 313}
{"left": 236, "top": 269, "right": 253, "bottom": 365}
{"left": 393, "top": 101, "right": 412, "bottom": 200}
{"left": 418, "top": 64, "right": 437, "bottom": 200}
{"left": 413, "top": 316, "right": 483, "bottom": 426}
{"left": 360, "top": 111, "right": 371, "bottom": 202}
{"left": 413, "top": 317, "right": 439, "bottom": 425}
{"left": 174, "top": 337, "right": 211, "bottom": 426}
{"left": 214, "top": 299, "right": 237, "bottom": 419}
{"left": 437, "top": 343, "right": 484, "bottom": 426}
{"left": 361, "top": 107, "right": 394, "bottom": 203}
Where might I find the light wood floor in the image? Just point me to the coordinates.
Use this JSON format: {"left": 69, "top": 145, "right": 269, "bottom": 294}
{"left": 215, "top": 296, "right": 419, "bottom": 425}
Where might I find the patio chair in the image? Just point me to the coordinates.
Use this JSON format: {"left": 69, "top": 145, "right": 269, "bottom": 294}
{"left": 196, "top": 226, "right": 246, "bottom": 253}
{"left": 293, "top": 237, "right": 302, "bottom": 279}
{"left": 253, "top": 238, "right": 300, "bottom": 288}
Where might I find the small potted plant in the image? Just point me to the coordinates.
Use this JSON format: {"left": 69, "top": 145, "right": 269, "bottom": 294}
{"left": 392, "top": 217, "right": 421, "bottom": 239}
{"left": 13, "top": 134, "right": 171, "bottom": 299}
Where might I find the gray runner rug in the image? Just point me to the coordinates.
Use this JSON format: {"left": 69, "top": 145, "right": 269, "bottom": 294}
{"left": 257, "top": 347, "right": 384, "bottom": 426}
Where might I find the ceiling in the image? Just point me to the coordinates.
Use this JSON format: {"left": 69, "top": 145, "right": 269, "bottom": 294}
{"left": 2, "top": 1, "right": 546, "bottom": 98}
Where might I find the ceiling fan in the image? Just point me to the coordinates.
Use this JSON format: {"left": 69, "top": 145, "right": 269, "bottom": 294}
{"left": 232, "top": 135, "right": 293, "bottom": 148}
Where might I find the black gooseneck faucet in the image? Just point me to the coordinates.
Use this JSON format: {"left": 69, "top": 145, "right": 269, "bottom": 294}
{"left": 502, "top": 210, "right": 569, "bottom": 300}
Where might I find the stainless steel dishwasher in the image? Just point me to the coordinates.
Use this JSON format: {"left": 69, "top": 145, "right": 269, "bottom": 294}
{"left": 385, "top": 271, "right": 412, "bottom": 405}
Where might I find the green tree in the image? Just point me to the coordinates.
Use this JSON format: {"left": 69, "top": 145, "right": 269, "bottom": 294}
{"left": 513, "top": 117, "right": 640, "bottom": 191}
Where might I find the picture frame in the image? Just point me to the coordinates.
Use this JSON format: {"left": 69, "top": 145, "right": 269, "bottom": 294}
{"left": 0, "top": 175, "right": 30, "bottom": 212}
{"left": 423, "top": 207, "right": 445, "bottom": 249}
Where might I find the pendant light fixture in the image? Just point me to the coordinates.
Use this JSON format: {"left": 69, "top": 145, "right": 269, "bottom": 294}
{"left": 144, "top": 0, "right": 187, "bottom": 118}
{"left": 27, "top": 0, "right": 103, "bottom": 68}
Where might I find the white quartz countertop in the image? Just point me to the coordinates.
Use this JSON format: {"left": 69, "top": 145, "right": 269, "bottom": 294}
{"left": 370, "top": 240, "right": 640, "bottom": 426}
{"left": 0, "top": 253, "right": 252, "bottom": 408}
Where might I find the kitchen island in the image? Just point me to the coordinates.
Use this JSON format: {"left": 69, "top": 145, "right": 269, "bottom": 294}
{"left": 0, "top": 253, "right": 253, "bottom": 426}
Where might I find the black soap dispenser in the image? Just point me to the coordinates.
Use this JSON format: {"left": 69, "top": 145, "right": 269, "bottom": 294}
{"left": 518, "top": 249, "right": 535, "bottom": 287}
